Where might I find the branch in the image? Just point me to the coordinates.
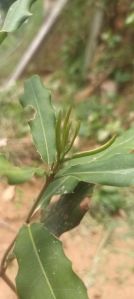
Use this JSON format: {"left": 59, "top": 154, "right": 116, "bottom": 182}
{"left": 1, "top": 273, "right": 17, "bottom": 295}
{"left": 85, "top": 223, "right": 115, "bottom": 288}
{"left": 82, "top": 1, "right": 105, "bottom": 81}
{"left": 3, "top": 0, "right": 69, "bottom": 89}
{"left": 43, "top": 182, "right": 94, "bottom": 237}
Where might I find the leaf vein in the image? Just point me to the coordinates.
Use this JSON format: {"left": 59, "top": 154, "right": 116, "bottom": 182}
{"left": 28, "top": 225, "right": 56, "bottom": 299}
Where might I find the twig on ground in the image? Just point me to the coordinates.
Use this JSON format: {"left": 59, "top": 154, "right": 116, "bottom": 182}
{"left": 85, "top": 223, "right": 115, "bottom": 288}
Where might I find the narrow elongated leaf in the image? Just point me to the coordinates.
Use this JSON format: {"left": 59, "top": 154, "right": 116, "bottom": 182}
{"left": 14, "top": 224, "right": 88, "bottom": 299}
{"left": 66, "top": 128, "right": 134, "bottom": 167}
{"left": 0, "top": 154, "right": 44, "bottom": 184}
{"left": 20, "top": 75, "right": 56, "bottom": 165}
{"left": 0, "top": 0, "right": 36, "bottom": 44}
{"left": 57, "top": 154, "right": 134, "bottom": 187}
{"left": 39, "top": 176, "right": 78, "bottom": 208}
{"left": 70, "top": 135, "right": 116, "bottom": 159}
{"left": 98, "top": 128, "right": 134, "bottom": 156}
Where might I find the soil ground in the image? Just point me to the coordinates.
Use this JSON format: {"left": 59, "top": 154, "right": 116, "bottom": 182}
{"left": 0, "top": 180, "right": 134, "bottom": 299}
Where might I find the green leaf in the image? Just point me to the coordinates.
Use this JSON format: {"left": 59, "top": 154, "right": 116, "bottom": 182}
{"left": 55, "top": 110, "right": 62, "bottom": 157}
{"left": 65, "top": 121, "right": 81, "bottom": 155}
{"left": 0, "top": 0, "right": 36, "bottom": 44}
{"left": 126, "top": 12, "right": 134, "bottom": 25}
{"left": 66, "top": 128, "right": 134, "bottom": 167}
{"left": 69, "top": 135, "right": 116, "bottom": 160}
{"left": 0, "top": 154, "right": 44, "bottom": 184}
{"left": 57, "top": 154, "right": 134, "bottom": 187}
{"left": 14, "top": 224, "right": 88, "bottom": 299}
{"left": 20, "top": 75, "right": 56, "bottom": 166}
{"left": 0, "top": 32, "right": 7, "bottom": 44}
{"left": 39, "top": 176, "right": 78, "bottom": 208}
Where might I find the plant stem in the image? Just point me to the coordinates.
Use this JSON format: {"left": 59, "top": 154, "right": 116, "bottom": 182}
{"left": 26, "top": 180, "right": 48, "bottom": 223}
{"left": 0, "top": 236, "right": 16, "bottom": 274}
{"left": 2, "top": 273, "right": 17, "bottom": 295}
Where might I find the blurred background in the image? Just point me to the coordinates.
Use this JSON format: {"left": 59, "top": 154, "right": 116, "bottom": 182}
{"left": 0, "top": 1, "right": 134, "bottom": 299}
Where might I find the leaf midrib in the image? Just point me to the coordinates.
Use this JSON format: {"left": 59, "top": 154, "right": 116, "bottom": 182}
{"left": 28, "top": 225, "right": 56, "bottom": 299}
{"left": 64, "top": 168, "right": 134, "bottom": 176}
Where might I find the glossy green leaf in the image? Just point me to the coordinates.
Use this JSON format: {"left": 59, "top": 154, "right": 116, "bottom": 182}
{"left": 57, "top": 154, "right": 134, "bottom": 187}
{"left": 0, "top": 0, "right": 36, "bottom": 44}
{"left": 0, "top": 154, "right": 44, "bottom": 184}
{"left": 20, "top": 75, "right": 56, "bottom": 165}
{"left": 39, "top": 176, "right": 78, "bottom": 208}
{"left": 66, "top": 128, "right": 134, "bottom": 167}
{"left": 14, "top": 224, "right": 88, "bottom": 299}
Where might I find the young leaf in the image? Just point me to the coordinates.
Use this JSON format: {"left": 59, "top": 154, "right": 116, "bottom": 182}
{"left": 63, "top": 107, "right": 72, "bottom": 131}
{"left": 0, "top": 154, "right": 44, "bottom": 184}
{"left": 55, "top": 110, "right": 62, "bottom": 157}
{"left": 57, "top": 154, "right": 134, "bottom": 187}
{"left": 0, "top": 0, "right": 36, "bottom": 44}
{"left": 61, "top": 107, "right": 72, "bottom": 149}
{"left": 39, "top": 176, "right": 78, "bottom": 208}
{"left": 65, "top": 128, "right": 134, "bottom": 167}
{"left": 20, "top": 75, "right": 56, "bottom": 166}
{"left": 69, "top": 135, "right": 116, "bottom": 159}
{"left": 65, "top": 121, "right": 81, "bottom": 155}
{"left": 101, "top": 127, "right": 134, "bottom": 157}
{"left": 14, "top": 224, "right": 89, "bottom": 299}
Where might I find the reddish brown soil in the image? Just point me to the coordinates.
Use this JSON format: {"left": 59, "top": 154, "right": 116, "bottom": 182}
{"left": 0, "top": 181, "right": 134, "bottom": 299}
